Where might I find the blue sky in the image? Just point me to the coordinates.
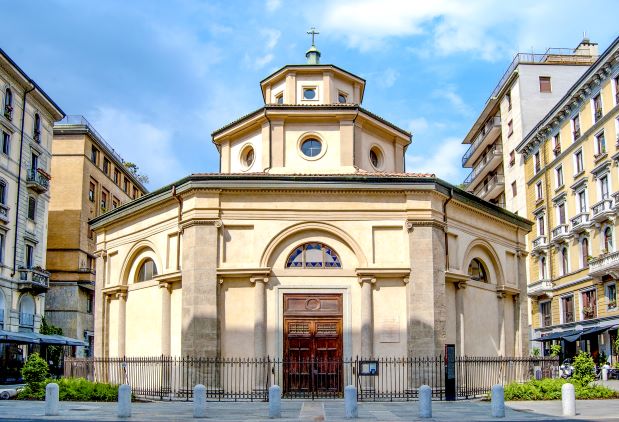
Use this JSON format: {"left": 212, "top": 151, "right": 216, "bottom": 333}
{"left": 2, "top": 1, "right": 617, "bottom": 189}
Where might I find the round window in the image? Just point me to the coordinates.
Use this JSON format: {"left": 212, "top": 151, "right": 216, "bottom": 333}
{"left": 369, "top": 147, "right": 383, "bottom": 169}
{"left": 241, "top": 146, "right": 255, "bottom": 169}
{"left": 303, "top": 88, "right": 316, "bottom": 100}
{"left": 301, "top": 138, "right": 322, "bottom": 157}
{"left": 338, "top": 93, "right": 347, "bottom": 103}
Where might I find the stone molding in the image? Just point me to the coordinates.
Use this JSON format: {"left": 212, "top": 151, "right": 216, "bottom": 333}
{"left": 179, "top": 219, "right": 223, "bottom": 232}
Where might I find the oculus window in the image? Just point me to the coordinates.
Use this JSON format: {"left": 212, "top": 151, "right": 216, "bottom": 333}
{"left": 136, "top": 258, "right": 158, "bottom": 282}
{"left": 301, "top": 138, "right": 322, "bottom": 157}
{"left": 468, "top": 258, "right": 488, "bottom": 283}
{"left": 303, "top": 88, "right": 316, "bottom": 100}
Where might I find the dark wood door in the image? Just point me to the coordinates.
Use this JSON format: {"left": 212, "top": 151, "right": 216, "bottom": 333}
{"left": 283, "top": 294, "right": 343, "bottom": 396}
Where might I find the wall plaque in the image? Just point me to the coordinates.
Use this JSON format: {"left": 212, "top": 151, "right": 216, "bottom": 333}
{"left": 379, "top": 316, "right": 400, "bottom": 343}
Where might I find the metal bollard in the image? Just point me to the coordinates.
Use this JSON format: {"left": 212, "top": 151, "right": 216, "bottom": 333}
{"left": 491, "top": 384, "right": 505, "bottom": 418}
{"left": 45, "top": 383, "right": 59, "bottom": 416}
{"left": 193, "top": 384, "right": 207, "bottom": 418}
{"left": 117, "top": 384, "right": 132, "bottom": 418}
{"left": 344, "top": 385, "right": 358, "bottom": 419}
{"left": 418, "top": 385, "right": 432, "bottom": 418}
{"left": 562, "top": 383, "right": 575, "bottom": 416}
{"left": 268, "top": 385, "right": 281, "bottom": 418}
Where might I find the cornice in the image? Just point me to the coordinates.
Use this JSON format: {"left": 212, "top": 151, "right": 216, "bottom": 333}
{"left": 179, "top": 218, "right": 222, "bottom": 232}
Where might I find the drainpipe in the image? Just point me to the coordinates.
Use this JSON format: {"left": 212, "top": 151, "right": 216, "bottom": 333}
{"left": 352, "top": 109, "right": 359, "bottom": 168}
{"left": 11, "top": 84, "right": 35, "bottom": 277}
{"left": 443, "top": 188, "right": 454, "bottom": 269}
{"left": 264, "top": 108, "right": 272, "bottom": 171}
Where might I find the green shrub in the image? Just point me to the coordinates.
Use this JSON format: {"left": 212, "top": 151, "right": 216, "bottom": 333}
{"left": 21, "top": 353, "right": 49, "bottom": 393}
{"left": 503, "top": 378, "right": 617, "bottom": 401}
{"left": 572, "top": 351, "right": 595, "bottom": 386}
{"left": 17, "top": 378, "right": 119, "bottom": 401}
{"left": 550, "top": 344, "right": 561, "bottom": 358}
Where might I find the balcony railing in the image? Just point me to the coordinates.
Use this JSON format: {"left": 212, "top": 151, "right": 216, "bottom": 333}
{"left": 589, "top": 250, "right": 619, "bottom": 279}
{"left": 592, "top": 198, "right": 614, "bottom": 220}
{"left": 532, "top": 235, "right": 548, "bottom": 251}
{"left": 18, "top": 267, "right": 50, "bottom": 291}
{"left": 19, "top": 312, "right": 34, "bottom": 327}
{"left": 462, "top": 116, "right": 501, "bottom": 166}
{"left": 551, "top": 224, "right": 570, "bottom": 242}
{"left": 463, "top": 144, "right": 503, "bottom": 187}
{"left": 527, "top": 279, "right": 553, "bottom": 298}
{"left": 473, "top": 174, "right": 504, "bottom": 198}
{"left": 570, "top": 212, "right": 590, "bottom": 232}
{"left": 26, "top": 168, "right": 50, "bottom": 193}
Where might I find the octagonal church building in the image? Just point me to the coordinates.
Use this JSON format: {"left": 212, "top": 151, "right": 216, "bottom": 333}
{"left": 91, "top": 46, "right": 532, "bottom": 362}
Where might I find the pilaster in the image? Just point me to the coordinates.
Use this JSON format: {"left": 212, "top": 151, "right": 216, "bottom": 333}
{"left": 358, "top": 276, "right": 375, "bottom": 358}
{"left": 94, "top": 250, "right": 107, "bottom": 357}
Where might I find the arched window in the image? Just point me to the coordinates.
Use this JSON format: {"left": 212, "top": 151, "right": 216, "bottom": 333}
{"left": 604, "top": 227, "right": 614, "bottom": 253}
{"left": 33, "top": 113, "right": 41, "bottom": 141}
{"left": 19, "top": 294, "right": 35, "bottom": 328}
{"left": 581, "top": 237, "right": 589, "bottom": 268}
{"left": 286, "top": 242, "right": 342, "bottom": 268}
{"left": 561, "top": 247, "right": 569, "bottom": 275}
{"left": 0, "top": 290, "right": 5, "bottom": 329}
{"left": 540, "top": 256, "right": 547, "bottom": 279}
{"left": 0, "top": 180, "right": 6, "bottom": 205}
{"left": 4, "top": 88, "right": 12, "bottom": 110}
{"left": 468, "top": 258, "right": 488, "bottom": 282}
{"left": 136, "top": 258, "right": 158, "bottom": 282}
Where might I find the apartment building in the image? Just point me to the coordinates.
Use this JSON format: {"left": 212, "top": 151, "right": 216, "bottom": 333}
{"left": 462, "top": 39, "right": 598, "bottom": 215}
{"left": 516, "top": 36, "right": 619, "bottom": 360}
{"left": 45, "top": 116, "right": 147, "bottom": 356}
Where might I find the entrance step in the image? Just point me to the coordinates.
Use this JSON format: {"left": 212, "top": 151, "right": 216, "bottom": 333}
{"left": 299, "top": 401, "right": 326, "bottom": 421}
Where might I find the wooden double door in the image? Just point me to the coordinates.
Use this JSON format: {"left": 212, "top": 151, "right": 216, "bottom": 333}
{"left": 283, "top": 294, "right": 343, "bottom": 396}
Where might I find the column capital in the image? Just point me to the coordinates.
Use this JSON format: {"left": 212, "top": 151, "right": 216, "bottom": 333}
{"left": 456, "top": 280, "right": 468, "bottom": 290}
{"left": 250, "top": 275, "right": 269, "bottom": 285}
{"left": 358, "top": 276, "right": 376, "bottom": 285}
{"left": 405, "top": 219, "right": 447, "bottom": 232}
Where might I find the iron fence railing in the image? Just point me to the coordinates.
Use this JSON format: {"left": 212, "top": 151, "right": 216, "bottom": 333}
{"left": 64, "top": 356, "right": 560, "bottom": 402}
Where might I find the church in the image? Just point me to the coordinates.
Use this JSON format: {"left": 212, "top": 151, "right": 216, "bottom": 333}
{"left": 91, "top": 40, "right": 532, "bottom": 364}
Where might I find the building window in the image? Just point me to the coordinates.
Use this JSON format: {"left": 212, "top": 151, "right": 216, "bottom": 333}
{"left": 468, "top": 258, "right": 488, "bottom": 283}
{"left": 86, "top": 293, "right": 93, "bottom": 314}
{"left": 536, "top": 182, "right": 543, "bottom": 200}
{"left": 561, "top": 247, "right": 569, "bottom": 275}
{"left": 574, "top": 150, "right": 584, "bottom": 174}
{"left": 33, "top": 113, "right": 41, "bottom": 142}
{"left": 582, "top": 289, "right": 597, "bottom": 320}
{"left": 300, "top": 138, "right": 322, "bottom": 158}
{"left": 18, "top": 295, "right": 35, "bottom": 329}
{"left": 577, "top": 190, "right": 587, "bottom": 213}
{"left": 132, "top": 187, "right": 138, "bottom": 199}
{"left": 91, "top": 146, "right": 99, "bottom": 165}
{"left": 240, "top": 145, "right": 255, "bottom": 170}
{"left": 557, "top": 202, "right": 566, "bottom": 225}
{"left": 100, "top": 191, "right": 107, "bottom": 212}
{"left": 303, "top": 87, "right": 317, "bottom": 100}
{"left": 615, "top": 76, "right": 619, "bottom": 105}
{"left": 369, "top": 147, "right": 383, "bottom": 169}
{"left": 0, "top": 232, "right": 5, "bottom": 265}
{"left": 3, "top": 88, "right": 13, "bottom": 120}
{"left": 25, "top": 244, "right": 34, "bottom": 268}
{"left": 537, "top": 215, "right": 545, "bottom": 236}
{"left": 582, "top": 237, "right": 589, "bottom": 268}
{"left": 553, "top": 134, "right": 561, "bottom": 156}
{"left": 275, "top": 92, "right": 283, "bottom": 104}
{"left": 123, "top": 178, "right": 129, "bottom": 193}
{"left": 593, "top": 94, "right": 603, "bottom": 122}
{"left": 572, "top": 114, "right": 581, "bottom": 140}
{"left": 112, "top": 198, "right": 119, "bottom": 209}
{"left": 27, "top": 196, "right": 36, "bottom": 220}
{"left": 555, "top": 166, "right": 564, "bottom": 188}
{"left": 540, "top": 301, "right": 551, "bottom": 327}
{"left": 539, "top": 256, "right": 547, "bottom": 279}
{"left": 338, "top": 92, "right": 347, "bottom": 103}
{"left": 103, "top": 158, "right": 110, "bottom": 175}
{"left": 595, "top": 131, "right": 606, "bottom": 157}
{"left": 561, "top": 295, "right": 575, "bottom": 323}
{"left": 604, "top": 226, "right": 614, "bottom": 253}
{"left": 509, "top": 150, "right": 515, "bottom": 166}
{"left": 511, "top": 181, "right": 517, "bottom": 197}
{"left": 88, "top": 182, "right": 95, "bottom": 202}
{"left": 600, "top": 175, "right": 610, "bottom": 200}
{"left": 1, "top": 131, "right": 9, "bottom": 155}
{"left": 507, "top": 120, "right": 513, "bottom": 137}
{"left": 607, "top": 283, "right": 617, "bottom": 310}
{"left": 114, "top": 169, "right": 120, "bottom": 184}
{"left": 534, "top": 151, "right": 541, "bottom": 173}
{"left": 539, "top": 76, "right": 551, "bottom": 93}
{"left": 286, "top": 242, "right": 342, "bottom": 268}
{"left": 506, "top": 92, "right": 512, "bottom": 110}
{"left": 31, "top": 152, "right": 38, "bottom": 172}
{"left": 0, "top": 181, "right": 6, "bottom": 205}
{"left": 136, "top": 258, "right": 158, "bottom": 282}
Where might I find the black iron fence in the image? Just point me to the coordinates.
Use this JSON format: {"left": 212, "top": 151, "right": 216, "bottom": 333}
{"left": 64, "top": 355, "right": 559, "bottom": 402}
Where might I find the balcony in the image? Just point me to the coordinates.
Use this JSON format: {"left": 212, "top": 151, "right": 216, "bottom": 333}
{"left": 591, "top": 198, "right": 614, "bottom": 222}
{"left": 462, "top": 116, "right": 502, "bottom": 167}
{"left": 612, "top": 192, "right": 619, "bottom": 210}
{"left": 551, "top": 224, "right": 571, "bottom": 243}
{"left": 473, "top": 174, "right": 505, "bottom": 201}
{"left": 0, "top": 203, "right": 9, "bottom": 224}
{"left": 531, "top": 235, "right": 548, "bottom": 253}
{"left": 527, "top": 279, "right": 553, "bottom": 298}
{"left": 26, "top": 168, "right": 50, "bottom": 193}
{"left": 17, "top": 267, "right": 50, "bottom": 292}
{"left": 463, "top": 144, "right": 503, "bottom": 189}
{"left": 589, "top": 250, "right": 619, "bottom": 279}
{"left": 570, "top": 212, "right": 590, "bottom": 233}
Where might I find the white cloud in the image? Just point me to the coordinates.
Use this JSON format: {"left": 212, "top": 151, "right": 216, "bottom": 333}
{"left": 266, "top": 0, "right": 282, "bottom": 12}
{"left": 88, "top": 106, "right": 184, "bottom": 189}
{"left": 244, "top": 29, "right": 281, "bottom": 70}
{"left": 378, "top": 68, "right": 399, "bottom": 88}
{"left": 432, "top": 86, "right": 472, "bottom": 116}
{"left": 407, "top": 117, "right": 429, "bottom": 133}
{"left": 406, "top": 137, "right": 466, "bottom": 182}
{"left": 263, "top": 29, "right": 281, "bottom": 50}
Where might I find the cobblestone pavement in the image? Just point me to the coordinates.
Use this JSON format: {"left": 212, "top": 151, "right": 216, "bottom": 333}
{"left": 1, "top": 398, "right": 619, "bottom": 421}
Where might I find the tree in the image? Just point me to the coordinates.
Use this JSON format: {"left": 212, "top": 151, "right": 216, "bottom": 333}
{"left": 21, "top": 353, "right": 49, "bottom": 393}
{"left": 40, "top": 318, "right": 63, "bottom": 372}
{"left": 123, "top": 162, "right": 149, "bottom": 185}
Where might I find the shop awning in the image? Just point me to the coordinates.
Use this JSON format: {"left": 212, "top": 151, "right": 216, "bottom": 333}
{"left": 0, "top": 330, "right": 87, "bottom": 346}
{"left": 531, "top": 329, "right": 582, "bottom": 342}
{"left": 0, "top": 330, "right": 40, "bottom": 343}
{"left": 37, "top": 334, "right": 87, "bottom": 346}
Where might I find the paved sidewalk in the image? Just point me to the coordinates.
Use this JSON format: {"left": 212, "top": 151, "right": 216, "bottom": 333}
{"left": 1, "top": 399, "right": 619, "bottom": 421}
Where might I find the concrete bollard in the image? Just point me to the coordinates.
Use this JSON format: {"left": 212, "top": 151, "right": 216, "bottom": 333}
{"left": 602, "top": 365, "right": 610, "bottom": 381}
{"left": 193, "top": 384, "right": 207, "bottom": 418}
{"left": 344, "top": 385, "right": 358, "bottom": 419}
{"left": 562, "top": 383, "right": 576, "bottom": 417}
{"left": 268, "top": 385, "right": 281, "bottom": 418}
{"left": 491, "top": 384, "right": 505, "bottom": 418}
{"left": 117, "top": 384, "right": 132, "bottom": 418}
{"left": 418, "top": 385, "right": 432, "bottom": 418}
{"left": 45, "top": 383, "right": 59, "bottom": 416}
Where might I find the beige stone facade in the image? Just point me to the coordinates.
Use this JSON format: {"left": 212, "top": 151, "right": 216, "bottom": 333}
{"left": 45, "top": 116, "right": 147, "bottom": 355}
{"left": 92, "top": 55, "right": 531, "bottom": 360}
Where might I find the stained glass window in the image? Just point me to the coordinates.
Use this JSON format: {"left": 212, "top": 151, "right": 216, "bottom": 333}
{"left": 285, "top": 243, "right": 342, "bottom": 268}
